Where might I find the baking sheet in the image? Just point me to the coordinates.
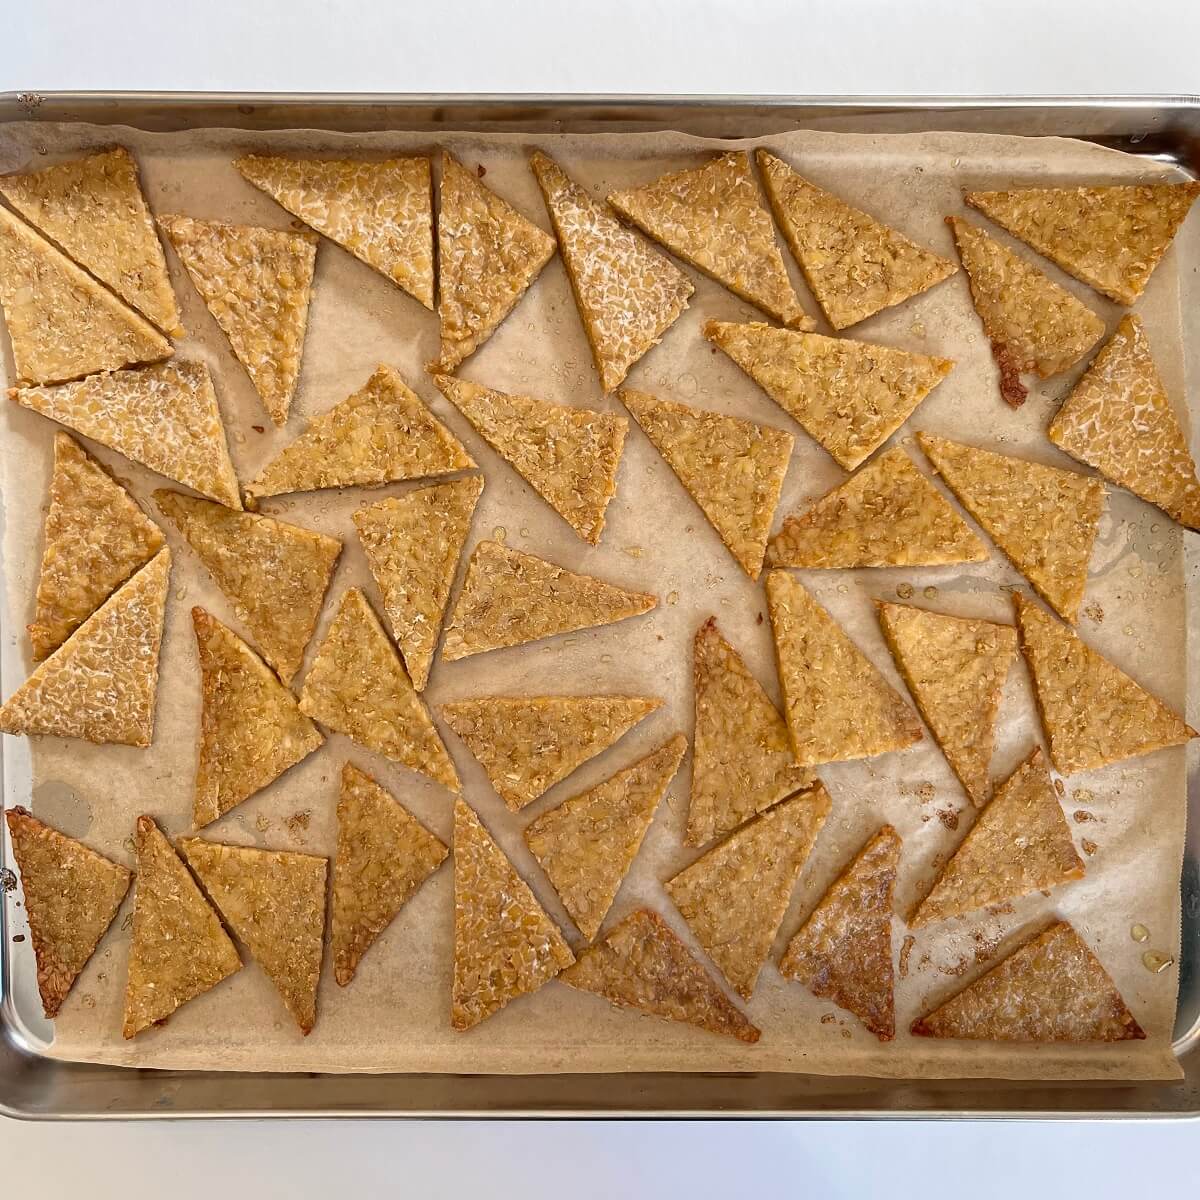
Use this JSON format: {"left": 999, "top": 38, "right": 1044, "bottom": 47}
{"left": 0, "top": 121, "right": 1190, "bottom": 1080}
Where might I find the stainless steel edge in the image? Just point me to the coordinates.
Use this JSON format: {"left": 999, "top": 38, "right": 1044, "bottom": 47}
{"left": 1, "top": 91, "right": 1199, "bottom": 141}
{"left": 1, "top": 92, "right": 1198, "bottom": 1120}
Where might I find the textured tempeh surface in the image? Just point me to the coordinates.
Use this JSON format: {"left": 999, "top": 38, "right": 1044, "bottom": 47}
{"left": 0, "top": 122, "right": 1189, "bottom": 1082}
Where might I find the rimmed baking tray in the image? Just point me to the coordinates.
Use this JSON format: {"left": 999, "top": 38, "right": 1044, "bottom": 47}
{"left": 0, "top": 92, "right": 1197, "bottom": 1119}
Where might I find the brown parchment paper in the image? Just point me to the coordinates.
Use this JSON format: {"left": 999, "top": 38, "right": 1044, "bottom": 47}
{"left": 0, "top": 120, "right": 1192, "bottom": 1080}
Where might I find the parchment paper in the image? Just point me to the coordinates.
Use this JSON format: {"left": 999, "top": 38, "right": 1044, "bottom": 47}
{"left": 0, "top": 120, "right": 1192, "bottom": 1080}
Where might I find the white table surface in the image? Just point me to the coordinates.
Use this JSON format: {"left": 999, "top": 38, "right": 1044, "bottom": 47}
{"left": 4, "top": 1, "right": 1200, "bottom": 1194}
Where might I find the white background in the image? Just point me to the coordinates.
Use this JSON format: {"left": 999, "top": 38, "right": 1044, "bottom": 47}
{"left": 4, "top": 1, "right": 1200, "bottom": 1194}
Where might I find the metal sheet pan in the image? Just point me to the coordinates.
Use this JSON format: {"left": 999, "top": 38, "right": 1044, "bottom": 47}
{"left": 0, "top": 92, "right": 1197, "bottom": 1119}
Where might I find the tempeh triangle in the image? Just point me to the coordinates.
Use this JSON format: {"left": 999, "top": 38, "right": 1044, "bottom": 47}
{"left": 433, "top": 374, "right": 626, "bottom": 544}
{"left": 757, "top": 149, "right": 957, "bottom": 329}
{"left": 353, "top": 475, "right": 483, "bottom": 691}
{"left": 235, "top": 153, "right": 433, "bottom": 308}
{"left": 947, "top": 216, "right": 1104, "bottom": 407}
{"left": 0, "top": 146, "right": 182, "bottom": 335}
{"left": 766, "top": 447, "right": 987, "bottom": 569}
{"left": 780, "top": 825, "right": 900, "bottom": 1040}
{"left": 919, "top": 433, "right": 1104, "bottom": 622}
{"left": 1013, "top": 592, "right": 1194, "bottom": 775}
{"left": 245, "top": 364, "right": 474, "bottom": 502}
{"left": 331, "top": 763, "right": 448, "bottom": 986}
{"left": 190, "top": 608, "right": 324, "bottom": 829}
{"left": 525, "top": 733, "right": 687, "bottom": 941}
{"left": 667, "top": 784, "right": 830, "bottom": 999}
{"left": 621, "top": 388, "right": 793, "bottom": 578}
{"left": 877, "top": 602, "right": 1017, "bottom": 806}
{"left": 911, "top": 748, "right": 1084, "bottom": 928}
{"left": 432, "top": 150, "right": 556, "bottom": 371}
{"left": 965, "top": 181, "right": 1200, "bottom": 305}
{"left": 688, "top": 617, "right": 812, "bottom": 847}
{"left": 440, "top": 693, "right": 661, "bottom": 812}
{"left": 159, "top": 214, "right": 316, "bottom": 424}
{"left": 6, "top": 806, "right": 132, "bottom": 1018}
{"left": 704, "top": 319, "right": 953, "bottom": 470}
{"left": 122, "top": 816, "right": 241, "bottom": 1038}
{"left": 30, "top": 431, "right": 164, "bottom": 660}
{"left": 1049, "top": 314, "right": 1200, "bottom": 531}
{"left": 156, "top": 490, "right": 340, "bottom": 686}
{"left": 561, "top": 908, "right": 760, "bottom": 1043}
{"left": 299, "top": 588, "right": 460, "bottom": 791}
{"left": 0, "top": 550, "right": 169, "bottom": 747}
{"left": 452, "top": 797, "right": 574, "bottom": 1030}
{"left": 0, "top": 205, "right": 173, "bottom": 386}
{"left": 11, "top": 360, "right": 242, "bottom": 509}
{"left": 765, "top": 570, "right": 922, "bottom": 768}
{"left": 607, "top": 151, "right": 808, "bottom": 327}
{"left": 441, "top": 541, "right": 657, "bottom": 662}
{"left": 911, "top": 920, "right": 1144, "bottom": 1042}
{"left": 178, "top": 836, "right": 327, "bottom": 1034}
{"left": 530, "top": 150, "right": 693, "bottom": 392}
